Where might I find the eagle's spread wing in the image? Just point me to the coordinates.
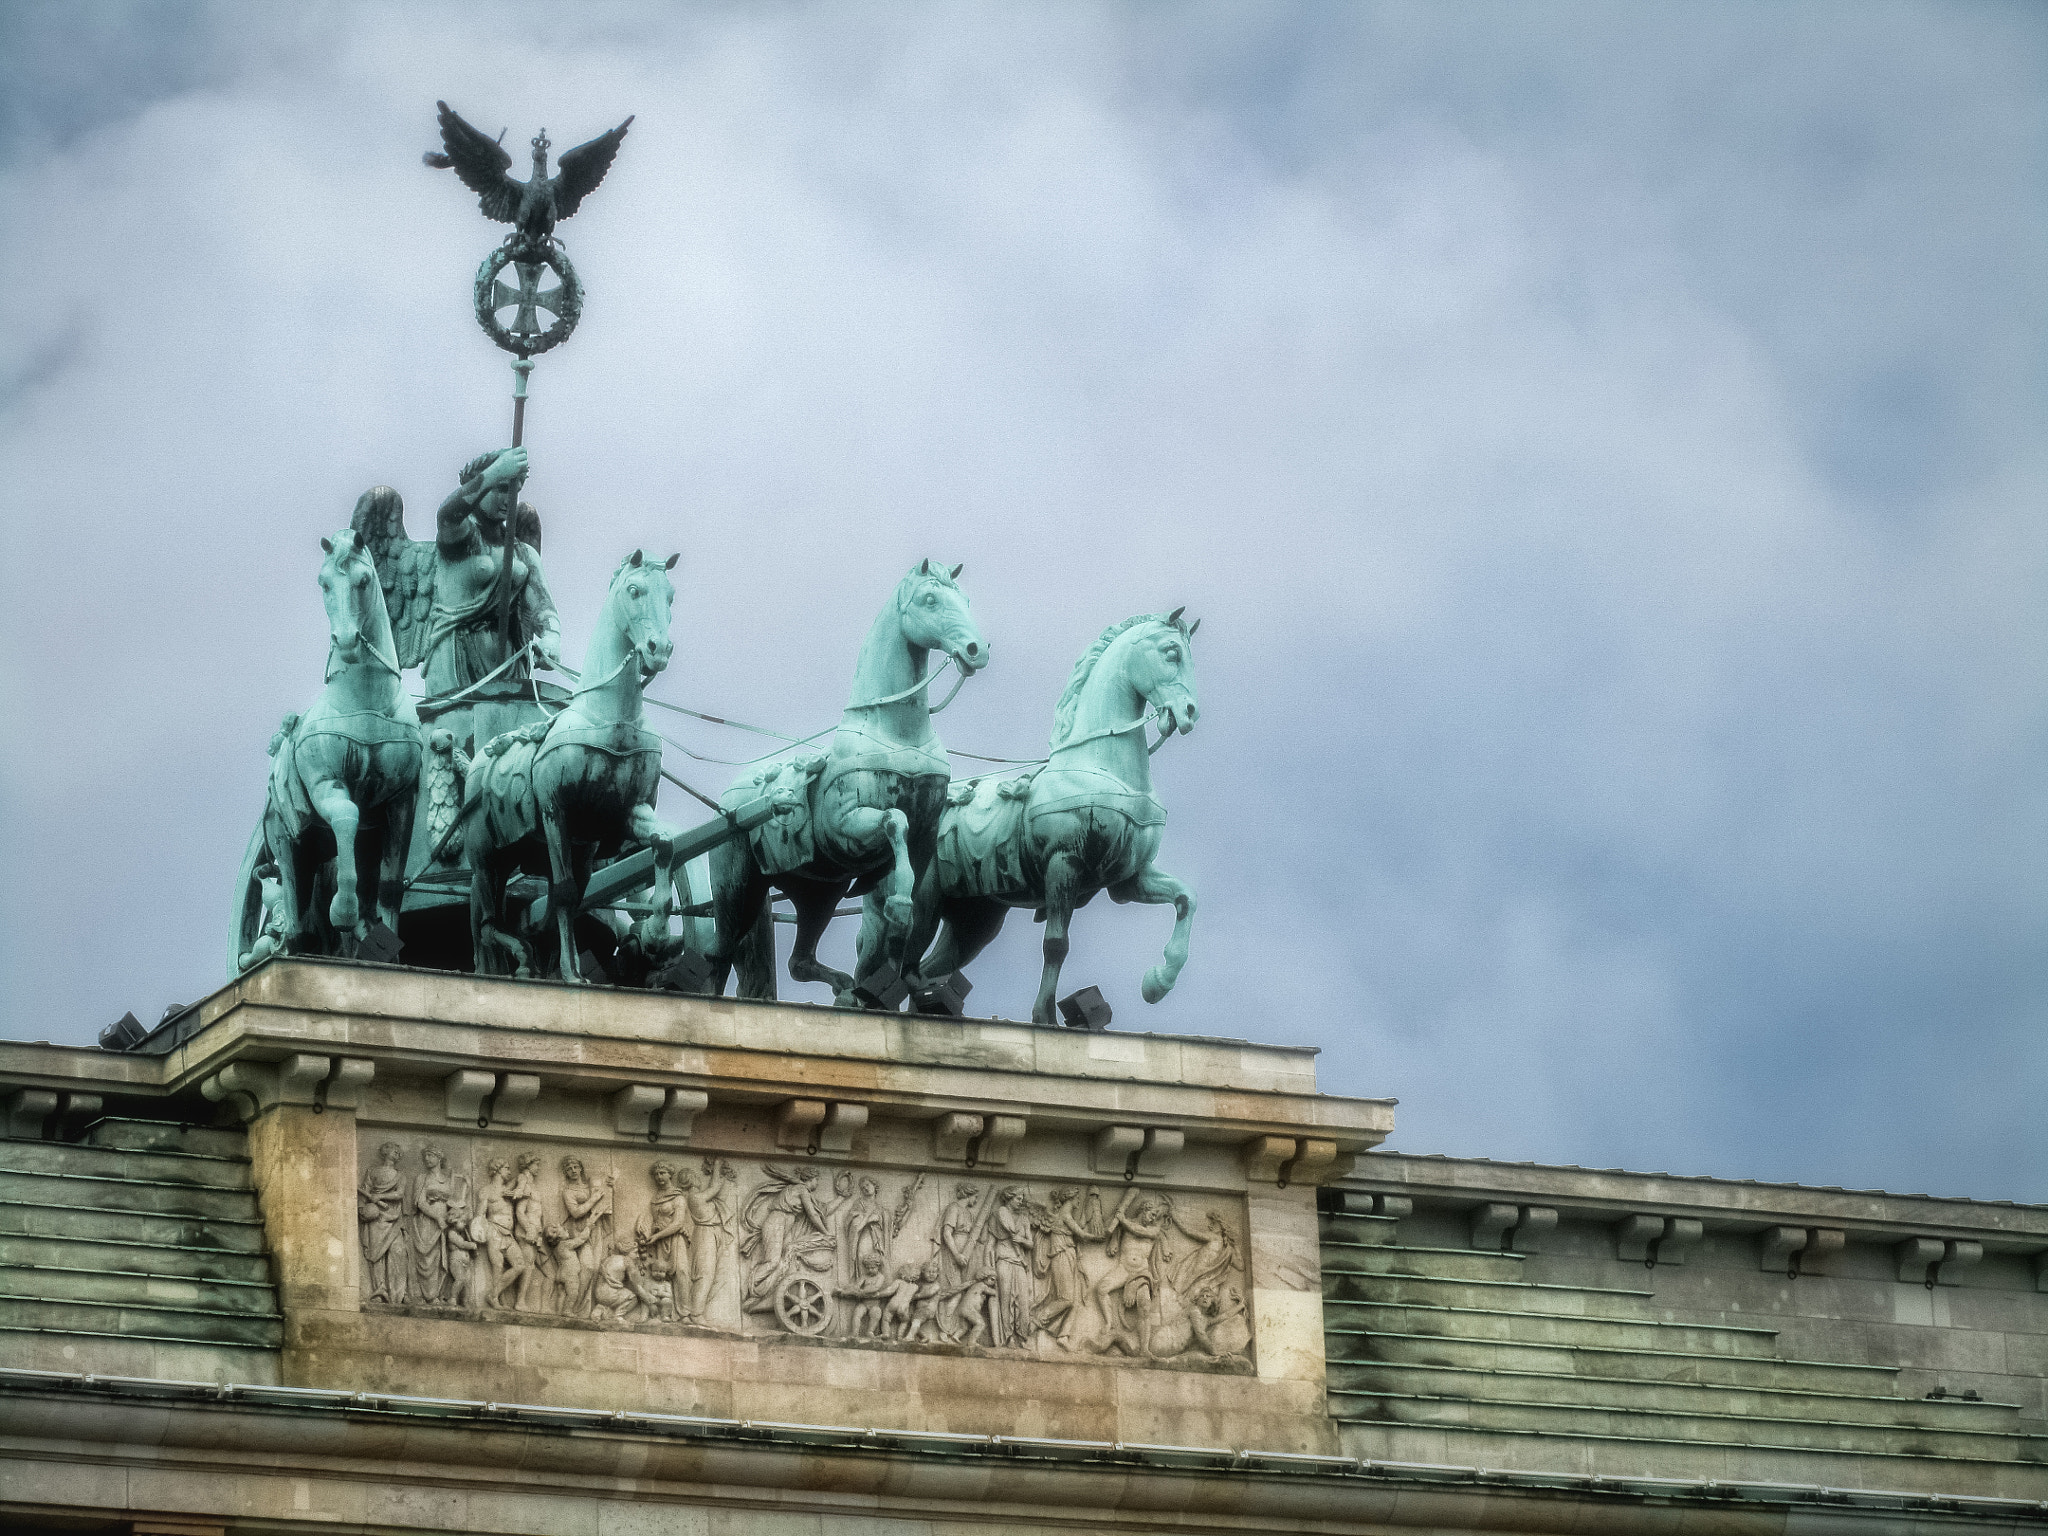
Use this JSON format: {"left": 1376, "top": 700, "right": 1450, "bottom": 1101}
{"left": 552, "top": 116, "right": 634, "bottom": 220}
{"left": 434, "top": 100, "right": 521, "bottom": 224}
{"left": 350, "top": 485, "right": 437, "bottom": 670}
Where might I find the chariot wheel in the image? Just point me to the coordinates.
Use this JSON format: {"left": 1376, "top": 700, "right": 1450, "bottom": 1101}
{"left": 774, "top": 1272, "right": 832, "bottom": 1336}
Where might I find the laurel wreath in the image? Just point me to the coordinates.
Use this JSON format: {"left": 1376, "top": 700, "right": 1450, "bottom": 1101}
{"left": 473, "top": 241, "right": 584, "bottom": 358}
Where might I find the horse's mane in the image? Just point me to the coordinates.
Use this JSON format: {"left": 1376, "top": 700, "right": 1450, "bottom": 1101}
{"left": 1050, "top": 615, "right": 1165, "bottom": 746}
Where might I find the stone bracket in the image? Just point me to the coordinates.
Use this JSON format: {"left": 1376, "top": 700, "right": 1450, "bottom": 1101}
{"left": 931, "top": 1111, "right": 1028, "bottom": 1168}
{"left": 202, "top": 1054, "right": 373, "bottom": 1121}
{"left": 611, "top": 1085, "right": 708, "bottom": 1146}
{"left": 934, "top": 1112, "right": 983, "bottom": 1162}
{"left": 1472, "top": 1203, "right": 1558, "bottom": 1253}
{"left": 1092, "top": 1124, "right": 1182, "bottom": 1179}
{"left": 1324, "top": 1190, "right": 1412, "bottom": 1221}
{"left": 1242, "top": 1134, "right": 1348, "bottom": 1188}
{"left": 1615, "top": 1214, "right": 1705, "bottom": 1267}
{"left": 1897, "top": 1236, "right": 1983, "bottom": 1286}
{"left": 3, "top": 1087, "right": 101, "bottom": 1140}
{"left": 444, "top": 1069, "right": 539, "bottom": 1128}
{"left": 1760, "top": 1225, "right": 1844, "bottom": 1276}
{"left": 776, "top": 1099, "right": 867, "bottom": 1157}
{"left": 975, "top": 1114, "right": 1027, "bottom": 1168}
{"left": 1094, "top": 1125, "right": 1146, "bottom": 1175}
{"left": 1135, "top": 1127, "right": 1183, "bottom": 1177}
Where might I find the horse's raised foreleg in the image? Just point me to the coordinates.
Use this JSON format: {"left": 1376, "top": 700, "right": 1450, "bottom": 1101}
{"left": 1110, "top": 863, "right": 1197, "bottom": 1003}
{"left": 540, "top": 803, "right": 584, "bottom": 984}
{"left": 307, "top": 779, "right": 365, "bottom": 939}
{"left": 1032, "top": 851, "right": 1086, "bottom": 1025}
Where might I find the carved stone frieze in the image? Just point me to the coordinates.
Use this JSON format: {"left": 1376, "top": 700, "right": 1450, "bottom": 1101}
{"left": 355, "top": 1136, "right": 1253, "bottom": 1371}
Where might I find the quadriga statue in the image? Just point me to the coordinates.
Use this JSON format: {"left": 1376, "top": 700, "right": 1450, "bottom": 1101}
{"left": 898, "top": 611, "right": 1200, "bottom": 1023}
{"left": 710, "top": 560, "right": 987, "bottom": 1005}
{"left": 464, "top": 549, "right": 680, "bottom": 981}
{"left": 230, "top": 532, "right": 423, "bottom": 969}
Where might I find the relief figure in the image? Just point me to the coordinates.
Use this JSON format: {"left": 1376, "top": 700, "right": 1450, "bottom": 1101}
{"left": 739, "top": 1166, "right": 836, "bottom": 1315}
{"left": 357, "top": 1141, "right": 408, "bottom": 1303}
{"left": 990, "top": 1186, "right": 1035, "bottom": 1349}
{"left": 680, "top": 1158, "right": 740, "bottom": 1325}
{"left": 509, "top": 1151, "right": 557, "bottom": 1311}
{"left": 406, "top": 1144, "right": 456, "bottom": 1304}
{"left": 636, "top": 1162, "right": 694, "bottom": 1320}
{"left": 1030, "top": 1186, "right": 1102, "bottom": 1344}
{"left": 556, "top": 1156, "right": 614, "bottom": 1317}
{"left": 478, "top": 1158, "right": 530, "bottom": 1308}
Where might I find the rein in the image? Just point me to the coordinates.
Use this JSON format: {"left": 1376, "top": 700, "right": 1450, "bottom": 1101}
{"left": 419, "top": 638, "right": 541, "bottom": 710}
{"left": 1049, "top": 712, "right": 1175, "bottom": 757}
{"left": 845, "top": 654, "right": 970, "bottom": 715}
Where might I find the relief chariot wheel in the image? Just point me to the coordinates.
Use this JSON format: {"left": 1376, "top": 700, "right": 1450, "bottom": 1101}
{"left": 473, "top": 240, "right": 584, "bottom": 357}
{"left": 774, "top": 1272, "right": 832, "bottom": 1336}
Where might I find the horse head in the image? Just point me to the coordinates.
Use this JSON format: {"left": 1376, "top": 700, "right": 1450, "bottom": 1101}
{"left": 897, "top": 559, "right": 987, "bottom": 674}
{"left": 318, "top": 529, "right": 386, "bottom": 666}
{"left": 1129, "top": 609, "right": 1201, "bottom": 737}
{"left": 605, "top": 549, "right": 679, "bottom": 680}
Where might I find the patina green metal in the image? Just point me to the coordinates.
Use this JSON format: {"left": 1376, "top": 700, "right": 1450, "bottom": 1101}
{"left": 350, "top": 447, "right": 561, "bottom": 762}
{"left": 221, "top": 100, "right": 1215, "bottom": 1022}
{"left": 464, "top": 550, "right": 680, "bottom": 982}
{"left": 231, "top": 532, "right": 423, "bottom": 971}
{"left": 709, "top": 561, "right": 987, "bottom": 1005}
{"left": 902, "top": 612, "right": 1200, "bottom": 1024}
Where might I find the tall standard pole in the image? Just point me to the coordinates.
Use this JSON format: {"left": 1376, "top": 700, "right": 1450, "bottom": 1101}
{"left": 511, "top": 357, "right": 534, "bottom": 447}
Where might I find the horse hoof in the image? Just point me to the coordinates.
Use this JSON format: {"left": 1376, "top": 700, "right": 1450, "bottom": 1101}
{"left": 329, "top": 895, "right": 360, "bottom": 929}
{"left": 1142, "top": 967, "right": 1173, "bottom": 1004}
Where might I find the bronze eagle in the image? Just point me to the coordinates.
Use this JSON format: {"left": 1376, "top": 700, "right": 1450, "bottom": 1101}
{"left": 423, "top": 101, "right": 633, "bottom": 247}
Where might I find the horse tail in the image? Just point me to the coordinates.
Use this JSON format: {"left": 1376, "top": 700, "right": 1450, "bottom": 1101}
{"left": 229, "top": 819, "right": 267, "bottom": 976}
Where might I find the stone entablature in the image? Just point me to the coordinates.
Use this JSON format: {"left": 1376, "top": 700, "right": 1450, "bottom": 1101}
{"left": 0, "top": 959, "right": 1392, "bottom": 1456}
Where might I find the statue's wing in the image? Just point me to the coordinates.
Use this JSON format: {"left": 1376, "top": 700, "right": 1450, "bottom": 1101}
{"left": 350, "top": 485, "right": 436, "bottom": 669}
{"left": 514, "top": 498, "right": 542, "bottom": 553}
{"left": 552, "top": 116, "right": 634, "bottom": 219}
{"left": 434, "top": 100, "right": 521, "bottom": 224}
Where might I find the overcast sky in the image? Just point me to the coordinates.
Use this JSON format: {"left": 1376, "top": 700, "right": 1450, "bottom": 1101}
{"left": 2, "top": 2, "right": 2043, "bottom": 1201}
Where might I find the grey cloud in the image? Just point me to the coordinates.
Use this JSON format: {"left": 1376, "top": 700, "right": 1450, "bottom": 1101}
{"left": 1, "top": 2, "right": 2041, "bottom": 1202}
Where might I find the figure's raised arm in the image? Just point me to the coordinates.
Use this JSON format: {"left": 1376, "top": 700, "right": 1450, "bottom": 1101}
{"left": 438, "top": 446, "right": 529, "bottom": 549}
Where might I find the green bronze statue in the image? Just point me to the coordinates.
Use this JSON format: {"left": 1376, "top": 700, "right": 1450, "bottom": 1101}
{"left": 894, "top": 612, "right": 1200, "bottom": 1023}
{"left": 230, "top": 532, "right": 423, "bottom": 971}
{"left": 350, "top": 447, "right": 562, "bottom": 884}
{"left": 464, "top": 550, "right": 680, "bottom": 982}
{"left": 709, "top": 561, "right": 987, "bottom": 1005}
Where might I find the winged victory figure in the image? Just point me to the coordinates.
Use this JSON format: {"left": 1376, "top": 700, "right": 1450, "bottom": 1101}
{"left": 350, "top": 448, "right": 561, "bottom": 873}
{"left": 424, "top": 101, "right": 633, "bottom": 249}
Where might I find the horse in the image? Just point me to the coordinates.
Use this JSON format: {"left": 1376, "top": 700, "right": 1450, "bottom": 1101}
{"left": 710, "top": 559, "right": 986, "bottom": 1005}
{"left": 897, "top": 610, "right": 1200, "bottom": 1024}
{"left": 230, "top": 531, "right": 423, "bottom": 971}
{"left": 463, "top": 549, "right": 679, "bottom": 982}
